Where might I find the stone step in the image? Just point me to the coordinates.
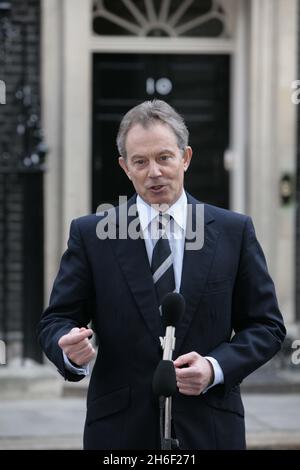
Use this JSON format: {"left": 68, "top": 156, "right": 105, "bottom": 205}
{"left": 0, "top": 361, "right": 63, "bottom": 400}
{"left": 62, "top": 369, "right": 300, "bottom": 397}
{"left": 0, "top": 435, "right": 82, "bottom": 450}
{"left": 241, "top": 367, "right": 300, "bottom": 394}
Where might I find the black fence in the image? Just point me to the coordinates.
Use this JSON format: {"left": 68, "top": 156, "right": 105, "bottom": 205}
{"left": 0, "top": 0, "right": 44, "bottom": 363}
{"left": 0, "top": 166, "right": 44, "bottom": 363}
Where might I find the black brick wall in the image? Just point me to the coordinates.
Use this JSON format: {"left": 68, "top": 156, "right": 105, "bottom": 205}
{"left": 0, "top": 0, "right": 40, "bottom": 166}
{"left": 0, "top": 0, "right": 41, "bottom": 356}
{"left": 0, "top": 173, "right": 23, "bottom": 335}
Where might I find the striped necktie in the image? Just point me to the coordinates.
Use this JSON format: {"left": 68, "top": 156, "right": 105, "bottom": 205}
{"left": 151, "top": 213, "right": 176, "bottom": 309}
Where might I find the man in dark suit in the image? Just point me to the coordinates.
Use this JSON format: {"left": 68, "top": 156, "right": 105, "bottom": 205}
{"left": 38, "top": 99, "right": 286, "bottom": 450}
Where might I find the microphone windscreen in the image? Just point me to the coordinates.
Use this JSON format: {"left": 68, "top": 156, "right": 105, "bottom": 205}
{"left": 161, "top": 292, "right": 185, "bottom": 327}
{"left": 152, "top": 360, "right": 177, "bottom": 397}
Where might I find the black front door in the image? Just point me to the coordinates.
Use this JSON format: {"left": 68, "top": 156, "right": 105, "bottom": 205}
{"left": 92, "top": 53, "right": 230, "bottom": 210}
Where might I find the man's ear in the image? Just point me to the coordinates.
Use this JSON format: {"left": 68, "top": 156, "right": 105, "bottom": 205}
{"left": 183, "top": 146, "right": 193, "bottom": 172}
{"left": 118, "top": 156, "right": 132, "bottom": 180}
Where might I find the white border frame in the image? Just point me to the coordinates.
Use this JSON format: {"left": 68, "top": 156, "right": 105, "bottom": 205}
{"left": 90, "top": 36, "right": 235, "bottom": 54}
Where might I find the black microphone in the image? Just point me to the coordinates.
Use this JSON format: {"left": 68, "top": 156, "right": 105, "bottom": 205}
{"left": 160, "top": 292, "right": 185, "bottom": 361}
{"left": 152, "top": 360, "right": 177, "bottom": 397}
{"left": 153, "top": 293, "right": 185, "bottom": 450}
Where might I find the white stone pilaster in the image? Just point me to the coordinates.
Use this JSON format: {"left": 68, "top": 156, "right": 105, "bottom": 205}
{"left": 230, "top": 0, "right": 248, "bottom": 213}
{"left": 275, "top": 0, "right": 298, "bottom": 330}
{"left": 42, "top": 0, "right": 92, "bottom": 300}
{"left": 62, "top": 0, "right": 92, "bottom": 244}
{"left": 249, "top": 0, "right": 298, "bottom": 327}
{"left": 42, "top": 0, "right": 64, "bottom": 301}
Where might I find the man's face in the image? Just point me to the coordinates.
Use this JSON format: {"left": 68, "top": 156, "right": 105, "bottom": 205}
{"left": 119, "top": 122, "right": 192, "bottom": 207}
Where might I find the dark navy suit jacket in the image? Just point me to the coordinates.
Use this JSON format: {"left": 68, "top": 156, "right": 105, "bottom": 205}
{"left": 38, "top": 193, "right": 286, "bottom": 449}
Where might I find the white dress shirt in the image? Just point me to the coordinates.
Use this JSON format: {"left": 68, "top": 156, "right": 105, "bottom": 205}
{"left": 137, "top": 191, "right": 224, "bottom": 391}
{"left": 137, "top": 191, "right": 187, "bottom": 293}
{"left": 65, "top": 191, "right": 224, "bottom": 390}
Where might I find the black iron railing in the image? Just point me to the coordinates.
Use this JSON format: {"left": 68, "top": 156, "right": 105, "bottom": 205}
{"left": 0, "top": 0, "right": 45, "bottom": 362}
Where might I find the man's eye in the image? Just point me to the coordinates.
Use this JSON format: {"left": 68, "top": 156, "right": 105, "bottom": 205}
{"left": 159, "top": 155, "right": 171, "bottom": 161}
{"left": 135, "top": 160, "right": 145, "bottom": 165}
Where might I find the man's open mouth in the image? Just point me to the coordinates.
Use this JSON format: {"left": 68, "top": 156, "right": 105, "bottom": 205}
{"left": 149, "top": 185, "right": 165, "bottom": 191}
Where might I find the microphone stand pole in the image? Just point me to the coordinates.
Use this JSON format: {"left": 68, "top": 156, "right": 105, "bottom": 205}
{"left": 165, "top": 397, "right": 172, "bottom": 440}
{"left": 158, "top": 328, "right": 180, "bottom": 450}
{"left": 155, "top": 293, "right": 185, "bottom": 450}
{"left": 164, "top": 396, "right": 172, "bottom": 447}
{"left": 160, "top": 394, "right": 179, "bottom": 450}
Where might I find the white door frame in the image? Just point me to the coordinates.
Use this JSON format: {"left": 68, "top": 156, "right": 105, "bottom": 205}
{"left": 89, "top": 0, "right": 248, "bottom": 215}
{"left": 64, "top": 0, "right": 247, "bottom": 230}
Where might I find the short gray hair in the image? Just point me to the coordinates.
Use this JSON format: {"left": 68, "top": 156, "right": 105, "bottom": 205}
{"left": 116, "top": 99, "right": 189, "bottom": 158}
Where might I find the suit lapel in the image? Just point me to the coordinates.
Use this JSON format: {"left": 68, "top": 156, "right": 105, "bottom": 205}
{"left": 175, "top": 195, "right": 219, "bottom": 357}
{"left": 111, "top": 195, "right": 164, "bottom": 343}
{"left": 108, "top": 194, "right": 220, "bottom": 354}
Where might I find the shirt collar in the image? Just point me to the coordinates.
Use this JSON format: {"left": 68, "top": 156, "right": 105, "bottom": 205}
{"left": 136, "top": 191, "right": 187, "bottom": 232}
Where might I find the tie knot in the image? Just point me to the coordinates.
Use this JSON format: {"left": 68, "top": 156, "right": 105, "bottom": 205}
{"left": 158, "top": 213, "right": 172, "bottom": 232}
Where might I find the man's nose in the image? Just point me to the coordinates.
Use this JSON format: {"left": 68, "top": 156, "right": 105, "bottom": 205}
{"left": 148, "top": 161, "right": 162, "bottom": 177}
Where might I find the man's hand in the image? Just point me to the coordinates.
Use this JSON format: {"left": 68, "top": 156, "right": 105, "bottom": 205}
{"left": 58, "top": 327, "right": 96, "bottom": 367}
{"left": 173, "top": 351, "right": 214, "bottom": 395}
